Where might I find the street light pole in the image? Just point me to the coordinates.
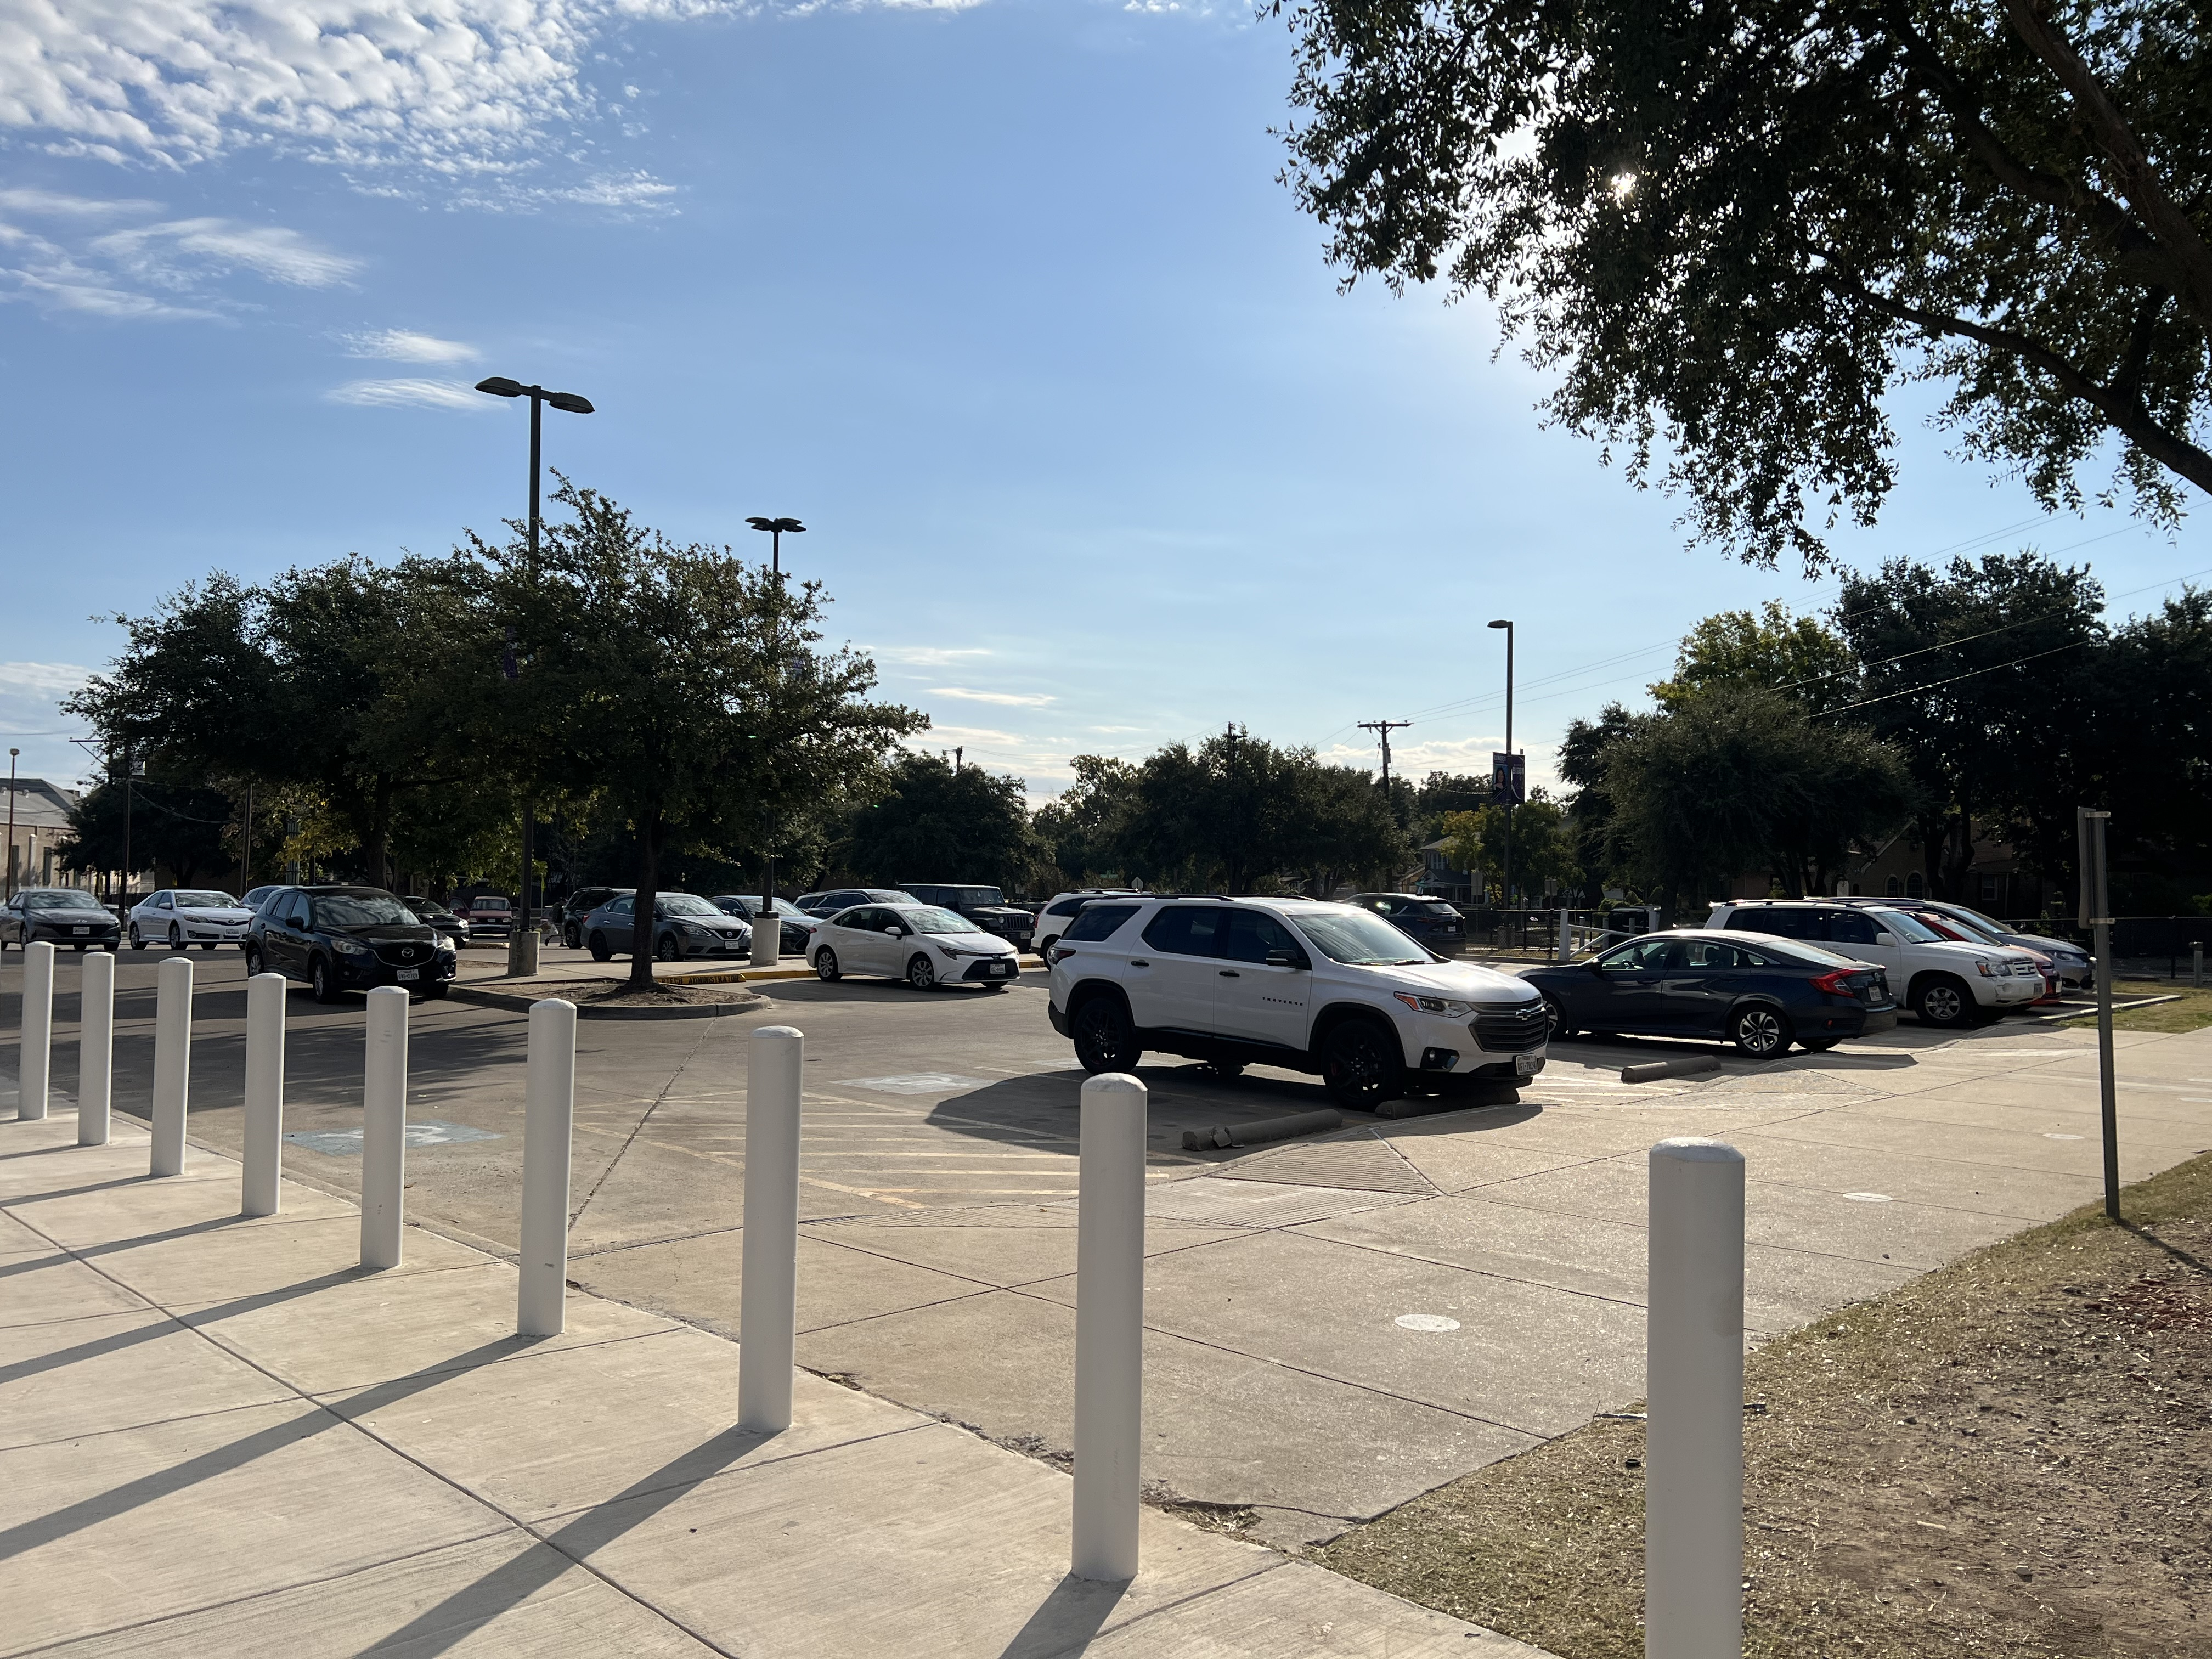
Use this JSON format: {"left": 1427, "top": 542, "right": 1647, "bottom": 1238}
{"left": 5, "top": 748, "right": 17, "bottom": 901}
{"left": 476, "top": 376, "right": 595, "bottom": 978}
{"left": 746, "top": 517, "right": 806, "bottom": 962}
{"left": 1488, "top": 619, "right": 1515, "bottom": 920}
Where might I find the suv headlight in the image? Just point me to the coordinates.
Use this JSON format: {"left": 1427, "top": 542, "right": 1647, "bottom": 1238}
{"left": 1974, "top": 959, "right": 1994, "bottom": 977}
{"left": 1395, "top": 992, "right": 1476, "bottom": 1017}
{"left": 331, "top": 936, "right": 369, "bottom": 956}
{"left": 435, "top": 935, "right": 456, "bottom": 955}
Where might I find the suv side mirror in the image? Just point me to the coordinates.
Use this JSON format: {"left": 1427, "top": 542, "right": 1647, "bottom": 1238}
{"left": 1873, "top": 930, "right": 1895, "bottom": 945}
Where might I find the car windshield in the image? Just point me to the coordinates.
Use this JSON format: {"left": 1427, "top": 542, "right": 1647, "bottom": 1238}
{"left": 658, "top": 895, "right": 723, "bottom": 919}
{"left": 1291, "top": 909, "right": 1438, "bottom": 966}
{"left": 902, "top": 907, "right": 978, "bottom": 935}
{"left": 25, "top": 892, "right": 103, "bottom": 912}
{"left": 476, "top": 898, "right": 510, "bottom": 910}
{"left": 313, "top": 893, "right": 416, "bottom": 929}
{"left": 407, "top": 899, "right": 455, "bottom": 918}
{"left": 1875, "top": 910, "right": 1943, "bottom": 944}
{"left": 173, "top": 890, "right": 236, "bottom": 909}
{"left": 1946, "top": 904, "right": 2011, "bottom": 934}
{"left": 1916, "top": 909, "right": 1998, "bottom": 942}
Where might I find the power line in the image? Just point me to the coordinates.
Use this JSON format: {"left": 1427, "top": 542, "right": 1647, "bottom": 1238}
{"left": 1812, "top": 640, "right": 2090, "bottom": 718}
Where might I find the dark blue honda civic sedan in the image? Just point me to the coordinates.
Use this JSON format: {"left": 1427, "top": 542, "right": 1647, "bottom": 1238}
{"left": 1521, "top": 929, "right": 1898, "bottom": 1058}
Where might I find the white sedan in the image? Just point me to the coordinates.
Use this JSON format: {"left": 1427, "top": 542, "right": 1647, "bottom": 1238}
{"left": 128, "top": 888, "right": 256, "bottom": 951}
{"left": 808, "top": 902, "right": 1022, "bottom": 991}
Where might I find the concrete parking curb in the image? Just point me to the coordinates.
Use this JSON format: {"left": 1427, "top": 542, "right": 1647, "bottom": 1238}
{"left": 445, "top": 981, "right": 769, "bottom": 1020}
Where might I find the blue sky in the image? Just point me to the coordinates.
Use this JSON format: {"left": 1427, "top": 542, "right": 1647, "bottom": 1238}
{"left": 3, "top": 0, "right": 2205, "bottom": 804}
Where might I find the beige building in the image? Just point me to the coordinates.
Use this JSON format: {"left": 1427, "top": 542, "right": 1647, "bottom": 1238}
{"left": 3, "top": 776, "right": 93, "bottom": 895}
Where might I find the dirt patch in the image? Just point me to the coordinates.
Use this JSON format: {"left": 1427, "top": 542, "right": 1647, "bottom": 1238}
{"left": 561, "top": 980, "right": 757, "bottom": 1007}
{"left": 1316, "top": 1153, "right": 2212, "bottom": 1658}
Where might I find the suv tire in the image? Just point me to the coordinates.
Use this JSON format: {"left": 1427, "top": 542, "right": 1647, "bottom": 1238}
{"left": 242, "top": 944, "right": 262, "bottom": 976}
{"left": 1729, "top": 1004, "right": 1792, "bottom": 1059}
{"left": 309, "top": 956, "right": 339, "bottom": 1004}
{"left": 1318, "top": 1017, "right": 1406, "bottom": 1111}
{"left": 906, "top": 953, "right": 938, "bottom": 991}
{"left": 1071, "top": 992, "right": 1141, "bottom": 1074}
{"left": 1914, "top": 974, "right": 1973, "bottom": 1028}
{"left": 565, "top": 924, "right": 582, "bottom": 950}
{"left": 588, "top": 932, "right": 613, "bottom": 963}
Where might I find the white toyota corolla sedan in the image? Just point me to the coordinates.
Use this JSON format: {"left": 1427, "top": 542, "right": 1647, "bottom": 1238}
{"left": 808, "top": 902, "right": 1022, "bottom": 991}
{"left": 128, "top": 888, "right": 257, "bottom": 951}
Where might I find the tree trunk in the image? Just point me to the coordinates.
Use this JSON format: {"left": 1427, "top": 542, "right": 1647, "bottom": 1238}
{"left": 629, "top": 808, "right": 663, "bottom": 990}
{"left": 367, "top": 774, "right": 394, "bottom": 892}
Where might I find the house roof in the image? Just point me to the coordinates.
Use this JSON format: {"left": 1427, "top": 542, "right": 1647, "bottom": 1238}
{"left": 2, "top": 778, "right": 78, "bottom": 831}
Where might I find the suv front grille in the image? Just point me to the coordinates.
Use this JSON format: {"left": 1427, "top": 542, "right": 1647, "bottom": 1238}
{"left": 1469, "top": 1001, "right": 1548, "bottom": 1052}
{"left": 374, "top": 941, "right": 432, "bottom": 967}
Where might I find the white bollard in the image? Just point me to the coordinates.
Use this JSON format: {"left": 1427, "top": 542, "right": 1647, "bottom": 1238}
{"left": 78, "top": 950, "right": 113, "bottom": 1146}
{"left": 150, "top": 956, "right": 194, "bottom": 1175}
{"left": 17, "top": 941, "right": 54, "bottom": 1121}
{"left": 1073, "top": 1071, "right": 1148, "bottom": 1582}
{"left": 1646, "top": 1137, "right": 1746, "bottom": 1659}
{"left": 360, "top": 985, "right": 409, "bottom": 1270}
{"left": 517, "top": 998, "right": 578, "bottom": 1337}
{"left": 241, "top": 973, "right": 287, "bottom": 1216}
{"left": 738, "top": 1024, "right": 804, "bottom": 1432}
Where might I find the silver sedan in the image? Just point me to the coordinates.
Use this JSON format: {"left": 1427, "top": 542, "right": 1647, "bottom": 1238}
{"left": 808, "top": 903, "right": 1021, "bottom": 991}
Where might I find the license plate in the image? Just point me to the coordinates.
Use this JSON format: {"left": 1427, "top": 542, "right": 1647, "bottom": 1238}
{"left": 397, "top": 968, "right": 420, "bottom": 981}
{"left": 989, "top": 961, "right": 1012, "bottom": 975}
{"left": 1515, "top": 1051, "right": 1542, "bottom": 1075}
{"left": 72, "top": 926, "right": 88, "bottom": 935}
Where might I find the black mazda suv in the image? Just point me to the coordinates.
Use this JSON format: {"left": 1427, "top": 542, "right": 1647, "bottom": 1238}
{"left": 245, "top": 885, "right": 459, "bottom": 1003}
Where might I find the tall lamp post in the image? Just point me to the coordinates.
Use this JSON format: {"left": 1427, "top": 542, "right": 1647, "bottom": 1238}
{"left": 5, "top": 748, "right": 17, "bottom": 901}
{"left": 1487, "top": 619, "right": 1516, "bottom": 927}
{"left": 476, "top": 375, "right": 595, "bottom": 977}
{"left": 744, "top": 516, "right": 806, "bottom": 967}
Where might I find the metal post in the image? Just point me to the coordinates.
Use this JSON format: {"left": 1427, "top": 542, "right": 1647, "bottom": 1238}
{"left": 241, "top": 972, "right": 287, "bottom": 1216}
{"left": 518, "top": 997, "right": 578, "bottom": 1337}
{"left": 17, "top": 940, "right": 53, "bottom": 1121}
{"left": 2079, "top": 808, "right": 2119, "bottom": 1222}
{"left": 360, "top": 985, "right": 409, "bottom": 1269}
{"left": 1558, "top": 907, "right": 1571, "bottom": 964}
{"left": 78, "top": 949, "right": 112, "bottom": 1145}
{"left": 751, "top": 861, "right": 780, "bottom": 968}
{"left": 507, "top": 393, "right": 544, "bottom": 981}
{"left": 1646, "top": 1137, "right": 1745, "bottom": 1659}
{"left": 739, "top": 1024, "right": 804, "bottom": 1432}
{"left": 1073, "top": 1071, "right": 1147, "bottom": 1582}
{"left": 2194, "top": 942, "right": 2203, "bottom": 989}
{"left": 150, "top": 956, "right": 193, "bottom": 1175}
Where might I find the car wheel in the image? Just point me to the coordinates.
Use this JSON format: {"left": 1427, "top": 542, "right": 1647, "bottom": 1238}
{"left": 1914, "top": 975, "right": 1973, "bottom": 1029}
{"left": 906, "top": 953, "right": 938, "bottom": 991}
{"left": 588, "top": 932, "right": 613, "bottom": 963}
{"left": 1729, "top": 1005, "right": 1792, "bottom": 1059}
{"left": 1070, "top": 992, "right": 1141, "bottom": 1073}
{"left": 244, "top": 945, "right": 262, "bottom": 976}
{"left": 1540, "top": 995, "right": 1577, "bottom": 1039}
{"left": 310, "top": 956, "right": 339, "bottom": 1005}
{"left": 655, "top": 933, "right": 680, "bottom": 963}
{"left": 1319, "top": 1017, "right": 1406, "bottom": 1111}
{"left": 813, "top": 947, "right": 841, "bottom": 981}
{"left": 565, "top": 926, "right": 581, "bottom": 950}
{"left": 1040, "top": 934, "right": 1060, "bottom": 956}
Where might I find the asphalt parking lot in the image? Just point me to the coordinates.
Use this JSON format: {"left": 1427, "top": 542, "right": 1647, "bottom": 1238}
{"left": 6, "top": 947, "right": 2209, "bottom": 1548}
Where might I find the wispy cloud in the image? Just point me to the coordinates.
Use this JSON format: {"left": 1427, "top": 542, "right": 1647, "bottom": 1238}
{"left": 327, "top": 378, "right": 487, "bottom": 411}
{"left": 93, "top": 220, "right": 360, "bottom": 289}
{"left": 0, "top": 188, "right": 156, "bottom": 218}
{"left": 928, "top": 686, "right": 1055, "bottom": 707}
{"left": 873, "top": 645, "right": 991, "bottom": 666}
{"left": 0, "top": 662, "right": 93, "bottom": 697}
{"left": 345, "top": 329, "right": 478, "bottom": 363}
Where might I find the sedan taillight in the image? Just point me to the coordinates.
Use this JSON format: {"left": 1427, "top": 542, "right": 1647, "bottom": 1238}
{"left": 1810, "top": 968, "right": 1858, "bottom": 997}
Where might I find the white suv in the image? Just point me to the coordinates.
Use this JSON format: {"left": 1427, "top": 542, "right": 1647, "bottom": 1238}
{"left": 1034, "top": 889, "right": 1147, "bottom": 955}
{"left": 1046, "top": 895, "right": 1547, "bottom": 1110}
{"left": 1706, "top": 900, "right": 2044, "bottom": 1028}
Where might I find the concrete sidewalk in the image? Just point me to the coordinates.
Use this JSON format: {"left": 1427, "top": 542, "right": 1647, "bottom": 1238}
{"left": 0, "top": 1112, "right": 1544, "bottom": 1657}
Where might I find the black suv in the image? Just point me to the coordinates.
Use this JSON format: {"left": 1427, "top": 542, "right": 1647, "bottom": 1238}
{"left": 245, "top": 885, "right": 457, "bottom": 1003}
{"left": 557, "top": 887, "right": 629, "bottom": 950}
{"left": 898, "top": 883, "right": 1035, "bottom": 949}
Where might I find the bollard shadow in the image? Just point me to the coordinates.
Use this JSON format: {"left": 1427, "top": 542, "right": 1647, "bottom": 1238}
{"left": 360, "top": 1421, "right": 787, "bottom": 1656}
{"left": 997, "top": 1572, "right": 1131, "bottom": 1657}
{"left": 0, "top": 1212, "right": 262, "bottom": 1284}
{"left": 0, "top": 1333, "right": 529, "bottom": 1561}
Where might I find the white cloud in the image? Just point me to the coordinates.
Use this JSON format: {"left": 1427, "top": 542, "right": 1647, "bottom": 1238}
{"left": 928, "top": 686, "right": 1054, "bottom": 707}
{"left": 0, "top": 187, "right": 155, "bottom": 217}
{"left": 92, "top": 219, "right": 360, "bottom": 288}
{"left": 327, "top": 377, "right": 486, "bottom": 410}
{"left": 872, "top": 645, "right": 990, "bottom": 666}
{"left": 0, "top": 662, "right": 93, "bottom": 697}
{"left": 0, "top": 195, "right": 358, "bottom": 318}
{"left": 345, "top": 328, "right": 478, "bottom": 362}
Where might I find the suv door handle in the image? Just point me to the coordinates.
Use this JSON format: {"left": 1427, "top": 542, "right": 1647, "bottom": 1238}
{"left": 1218, "top": 969, "right": 1240, "bottom": 978}
{"left": 1128, "top": 958, "right": 1149, "bottom": 968}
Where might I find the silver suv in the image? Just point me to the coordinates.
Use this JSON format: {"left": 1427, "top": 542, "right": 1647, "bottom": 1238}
{"left": 1046, "top": 894, "right": 1547, "bottom": 1110}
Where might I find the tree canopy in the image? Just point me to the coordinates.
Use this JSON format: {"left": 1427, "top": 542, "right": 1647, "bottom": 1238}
{"left": 1278, "top": 0, "right": 2212, "bottom": 571}
{"left": 843, "top": 754, "right": 1039, "bottom": 890}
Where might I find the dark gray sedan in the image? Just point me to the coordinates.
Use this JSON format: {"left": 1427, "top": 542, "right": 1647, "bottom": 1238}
{"left": 1, "top": 889, "right": 122, "bottom": 952}
{"left": 581, "top": 892, "right": 753, "bottom": 962}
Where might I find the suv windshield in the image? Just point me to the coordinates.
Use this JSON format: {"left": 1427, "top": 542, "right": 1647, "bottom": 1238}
{"left": 173, "top": 890, "right": 236, "bottom": 909}
{"left": 1291, "top": 909, "right": 1439, "bottom": 966}
{"left": 904, "top": 907, "right": 977, "bottom": 935}
{"left": 313, "top": 893, "right": 416, "bottom": 929}
{"left": 1874, "top": 909, "right": 1943, "bottom": 944}
{"left": 957, "top": 887, "right": 1003, "bottom": 907}
{"left": 658, "top": 895, "right": 723, "bottom": 919}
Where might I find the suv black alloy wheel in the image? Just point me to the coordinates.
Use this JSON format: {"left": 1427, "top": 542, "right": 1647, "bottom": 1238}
{"left": 1071, "top": 994, "right": 1140, "bottom": 1073}
{"left": 1319, "top": 1018, "right": 1404, "bottom": 1110}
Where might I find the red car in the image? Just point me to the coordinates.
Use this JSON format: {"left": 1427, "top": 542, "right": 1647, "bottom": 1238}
{"left": 458, "top": 894, "right": 514, "bottom": 935}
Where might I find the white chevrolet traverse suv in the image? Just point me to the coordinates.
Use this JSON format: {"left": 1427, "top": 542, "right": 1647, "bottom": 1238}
{"left": 1046, "top": 894, "right": 1547, "bottom": 1110}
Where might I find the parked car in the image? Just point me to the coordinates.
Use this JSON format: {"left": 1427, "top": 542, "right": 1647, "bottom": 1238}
{"left": 795, "top": 887, "right": 919, "bottom": 918}
{"left": 1523, "top": 930, "right": 1898, "bottom": 1058}
{"left": 1033, "top": 889, "right": 1147, "bottom": 954}
{"left": 127, "top": 888, "right": 255, "bottom": 951}
{"left": 1707, "top": 900, "right": 2043, "bottom": 1028}
{"left": 897, "top": 883, "right": 1036, "bottom": 948}
{"left": 400, "top": 895, "right": 472, "bottom": 948}
{"left": 1046, "top": 894, "right": 1545, "bottom": 1110}
{"left": 457, "top": 894, "right": 514, "bottom": 934}
{"left": 710, "top": 895, "right": 818, "bottom": 953}
{"left": 1835, "top": 895, "right": 2092, "bottom": 988}
{"left": 556, "top": 887, "right": 629, "bottom": 950}
{"left": 242, "top": 885, "right": 281, "bottom": 912}
{"left": 1348, "top": 892, "right": 1468, "bottom": 951}
{"left": 1884, "top": 905, "right": 2062, "bottom": 1004}
{"left": 244, "top": 885, "right": 457, "bottom": 1002}
{"left": 807, "top": 902, "right": 1022, "bottom": 991}
{"left": 580, "top": 892, "right": 752, "bottom": 962}
{"left": 2, "top": 888, "right": 122, "bottom": 952}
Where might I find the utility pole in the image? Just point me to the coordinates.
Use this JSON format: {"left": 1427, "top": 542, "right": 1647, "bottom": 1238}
{"left": 1488, "top": 619, "right": 1517, "bottom": 915}
{"left": 2079, "top": 808, "right": 2119, "bottom": 1221}
{"left": 1357, "top": 720, "right": 1413, "bottom": 796}
{"left": 4, "top": 748, "right": 16, "bottom": 901}
{"left": 954, "top": 746, "right": 963, "bottom": 774}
